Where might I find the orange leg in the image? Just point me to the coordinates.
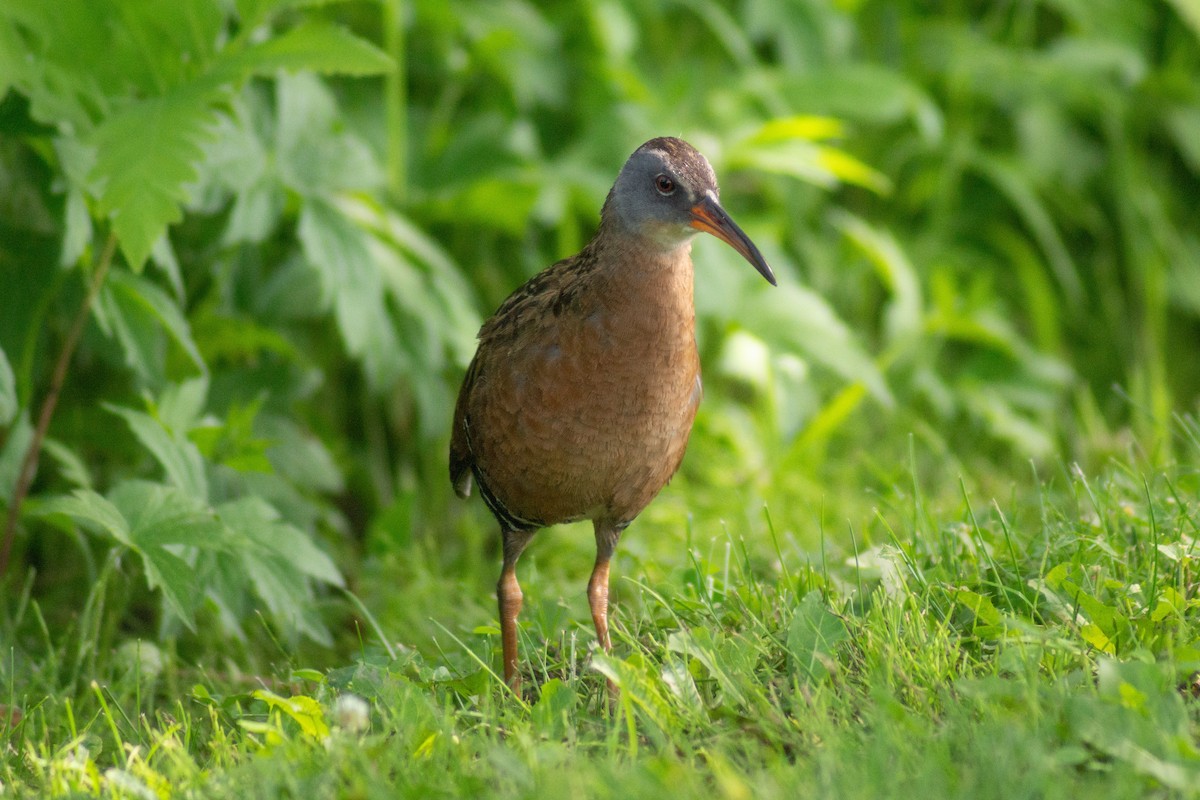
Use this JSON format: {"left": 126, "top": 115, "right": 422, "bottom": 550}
{"left": 587, "top": 557, "right": 612, "bottom": 652}
{"left": 497, "top": 529, "right": 533, "bottom": 692}
{"left": 589, "top": 521, "right": 623, "bottom": 697}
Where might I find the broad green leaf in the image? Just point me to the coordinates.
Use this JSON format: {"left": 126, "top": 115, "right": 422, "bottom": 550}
{"left": 728, "top": 139, "right": 891, "bottom": 194}
{"left": 106, "top": 270, "right": 207, "bottom": 376}
{"left": 1167, "top": 0, "right": 1200, "bottom": 42}
{"left": 60, "top": 187, "right": 92, "bottom": 267}
{"left": 747, "top": 116, "right": 845, "bottom": 144}
{"left": 89, "top": 86, "right": 228, "bottom": 270}
{"left": 258, "top": 416, "right": 343, "bottom": 494}
{"left": 781, "top": 64, "right": 940, "bottom": 131}
{"left": 106, "top": 404, "right": 209, "bottom": 503}
{"left": 665, "top": 629, "right": 749, "bottom": 706}
{"left": 226, "top": 21, "right": 392, "bottom": 79}
{"left": 953, "top": 589, "right": 1003, "bottom": 627}
{"left": 37, "top": 489, "right": 133, "bottom": 547}
{"left": 155, "top": 377, "right": 210, "bottom": 436}
{"left": 216, "top": 495, "right": 341, "bottom": 643}
{"left": 298, "top": 198, "right": 402, "bottom": 390}
{"left": 832, "top": 212, "right": 922, "bottom": 341}
{"left": 0, "top": 345, "right": 15, "bottom": 425}
{"left": 218, "top": 496, "right": 342, "bottom": 586}
{"left": 742, "top": 282, "right": 893, "bottom": 406}
{"left": 786, "top": 592, "right": 848, "bottom": 684}
{"left": 253, "top": 690, "right": 329, "bottom": 741}
{"left": 108, "top": 481, "right": 218, "bottom": 550}
{"left": 531, "top": 678, "right": 577, "bottom": 737}
{"left": 276, "top": 72, "right": 382, "bottom": 194}
{"left": 110, "top": 481, "right": 222, "bottom": 628}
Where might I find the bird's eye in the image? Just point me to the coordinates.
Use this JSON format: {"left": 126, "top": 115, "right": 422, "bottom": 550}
{"left": 654, "top": 174, "right": 676, "bottom": 195}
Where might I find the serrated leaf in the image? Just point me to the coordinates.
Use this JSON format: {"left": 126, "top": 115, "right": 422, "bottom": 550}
{"left": 108, "top": 481, "right": 221, "bottom": 628}
{"left": 218, "top": 496, "right": 342, "bottom": 586}
{"left": 216, "top": 495, "right": 340, "bottom": 643}
{"left": 298, "top": 199, "right": 401, "bottom": 390}
{"left": 37, "top": 489, "right": 133, "bottom": 547}
{"left": 258, "top": 416, "right": 343, "bottom": 494}
{"left": 107, "top": 404, "right": 209, "bottom": 502}
{"left": 89, "top": 86, "right": 228, "bottom": 269}
{"left": 41, "top": 438, "right": 93, "bottom": 490}
{"left": 276, "top": 73, "right": 382, "bottom": 194}
{"left": 787, "top": 592, "right": 849, "bottom": 684}
{"left": 228, "top": 21, "right": 392, "bottom": 78}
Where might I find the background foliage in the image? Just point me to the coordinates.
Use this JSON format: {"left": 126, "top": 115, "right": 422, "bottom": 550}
{"left": 2, "top": 0, "right": 1200, "bottom": 797}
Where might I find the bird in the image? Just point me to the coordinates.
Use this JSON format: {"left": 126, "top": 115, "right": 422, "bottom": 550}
{"left": 450, "top": 136, "right": 776, "bottom": 692}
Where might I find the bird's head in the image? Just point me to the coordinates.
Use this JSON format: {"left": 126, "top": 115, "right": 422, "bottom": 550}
{"left": 604, "top": 137, "right": 776, "bottom": 285}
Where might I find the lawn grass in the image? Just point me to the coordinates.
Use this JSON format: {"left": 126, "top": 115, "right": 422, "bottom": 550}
{"left": 4, "top": 426, "right": 1200, "bottom": 799}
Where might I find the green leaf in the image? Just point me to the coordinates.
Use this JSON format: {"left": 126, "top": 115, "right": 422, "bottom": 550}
{"left": 276, "top": 73, "right": 382, "bottom": 194}
{"left": 106, "top": 404, "right": 209, "bottom": 503}
{"left": 742, "top": 282, "right": 893, "bottom": 406}
{"left": 113, "top": 481, "right": 221, "bottom": 629}
{"left": 227, "top": 21, "right": 392, "bottom": 78}
{"left": 38, "top": 489, "right": 133, "bottom": 547}
{"left": 252, "top": 689, "right": 329, "bottom": 741}
{"left": 89, "top": 86, "right": 228, "bottom": 270}
{"left": 952, "top": 589, "right": 1003, "bottom": 627}
{"left": 1166, "top": 0, "right": 1200, "bottom": 42}
{"left": 41, "top": 438, "right": 93, "bottom": 490}
{"left": 44, "top": 481, "right": 222, "bottom": 629}
{"left": 786, "top": 592, "right": 849, "bottom": 684}
{"left": 219, "top": 496, "right": 342, "bottom": 587}
{"left": 0, "top": 345, "right": 15, "bottom": 425}
{"left": 108, "top": 270, "right": 207, "bottom": 375}
{"left": 728, "top": 139, "right": 891, "bottom": 194}
{"left": 216, "top": 495, "right": 341, "bottom": 644}
{"left": 298, "top": 198, "right": 402, "bottom": 390}
{"left": 831, "top": 212, "right": 922, "bottom": 342}
{"left": 0, "top": 412, "right": 32, "bottom": 502}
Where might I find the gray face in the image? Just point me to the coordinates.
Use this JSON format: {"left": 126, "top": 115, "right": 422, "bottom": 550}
{"left": 607, "top": 139, "right": 720, "bottom": 248}
{"left": 603, "top": 137, "right": 777, "bottom": 285}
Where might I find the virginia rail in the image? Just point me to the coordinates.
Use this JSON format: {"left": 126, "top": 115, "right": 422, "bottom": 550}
{"left": 451, "top": 137, "right": 776, "bottom": 691}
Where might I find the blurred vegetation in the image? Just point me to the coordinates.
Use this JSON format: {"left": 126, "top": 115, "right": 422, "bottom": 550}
{"left": 2, "top": 1, "right": 1200, "bottom": 789}
{"left": 3, "top": 0, "right": 1200, "bottom": 795}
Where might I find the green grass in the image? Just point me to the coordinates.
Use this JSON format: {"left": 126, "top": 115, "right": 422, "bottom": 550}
{"left": 5, "top": 426, "right": 1200, "bottom": 798}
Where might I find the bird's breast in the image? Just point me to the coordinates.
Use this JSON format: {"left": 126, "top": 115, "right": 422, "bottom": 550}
{"left": 470, "top": 258, "right": 700, "bottom": 526}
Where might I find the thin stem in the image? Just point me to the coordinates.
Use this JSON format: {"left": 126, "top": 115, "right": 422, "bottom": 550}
{"left": 0, "top": 233, "right": 118, "bottom": 577}
{"left": 384, "top": 0, "right": 407, "bottom": 202}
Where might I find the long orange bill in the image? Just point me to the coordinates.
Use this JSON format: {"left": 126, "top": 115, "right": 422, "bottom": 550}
{"left": 690, "top": 194, "right": 777, "bottom": 286}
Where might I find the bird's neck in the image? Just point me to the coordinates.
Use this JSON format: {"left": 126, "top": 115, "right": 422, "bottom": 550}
{"left": 584, "top": 224, "right": 696, "bottom": 319}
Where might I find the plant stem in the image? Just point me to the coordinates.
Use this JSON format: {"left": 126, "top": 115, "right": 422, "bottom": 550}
{"left": 0, "top": 233, "right": 118, "bottom": 578}
{"left": 384, "top": 0, "right": 407, "bottom": 202}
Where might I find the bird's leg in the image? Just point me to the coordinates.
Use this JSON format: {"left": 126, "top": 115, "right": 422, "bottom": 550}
{"left": 588, "top": 520, "right": 624, "bottom": 697}
{"left": 497, "top": 529, "right": 534, "bottom": 693}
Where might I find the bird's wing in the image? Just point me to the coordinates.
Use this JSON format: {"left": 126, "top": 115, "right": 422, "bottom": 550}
{"left": 449, "top": 355, "right": 480, "bottom": 498}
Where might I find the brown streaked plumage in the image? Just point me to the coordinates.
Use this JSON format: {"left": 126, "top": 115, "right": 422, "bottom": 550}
{"left": 451, "top": 137, "right": 776, "bottom": 692}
